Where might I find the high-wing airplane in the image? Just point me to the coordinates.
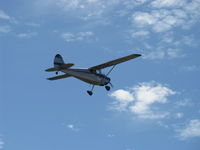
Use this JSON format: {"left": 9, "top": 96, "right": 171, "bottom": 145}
{"left": 45, "top": 53, "right": 141, "bottom": 95}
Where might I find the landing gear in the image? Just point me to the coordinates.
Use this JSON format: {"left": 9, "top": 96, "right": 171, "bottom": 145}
{"left": 105, "top": 86, "right": 110, "bottom": 91}
{"left": 87, "top": 90, "right": 93, "bottom": 96}
{"left": 56, "top": 71, "right": 58, "bottom": 75}
{"left": 87, "top": 85, "right": 95, "bottom": 96}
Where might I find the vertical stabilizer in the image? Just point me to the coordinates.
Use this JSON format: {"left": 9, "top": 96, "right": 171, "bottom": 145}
{"left": 54, "top": 54, "right": 64, "bottom": 67}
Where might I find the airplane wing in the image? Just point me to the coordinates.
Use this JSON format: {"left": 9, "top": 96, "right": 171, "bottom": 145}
{"left": 47, "top": 74, "right": 71, "bottom": 80}
{"left": 89, "top": 54, "right": 141, "bottom": 71}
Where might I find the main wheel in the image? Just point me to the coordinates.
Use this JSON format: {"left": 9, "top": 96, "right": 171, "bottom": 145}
{"left": 105, "top": 86, "right": 110, "bottom": 91}
{"left": 56, "top": 71, "right": 58, "bottom": 75}
{"left": 87, "top": 90, "right": 93, "bottom": 96}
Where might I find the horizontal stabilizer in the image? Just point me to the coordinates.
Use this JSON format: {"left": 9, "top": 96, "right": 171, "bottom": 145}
{"left": 47, "top": 74, "right": 71, "bottom": 80}
{"left": 45, "top": 63, "right": 74, "bottom": 72}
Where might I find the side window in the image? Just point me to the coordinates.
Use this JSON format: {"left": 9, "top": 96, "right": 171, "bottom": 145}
{"left": 90, "top": 69, "right": 97, "bottom": 73}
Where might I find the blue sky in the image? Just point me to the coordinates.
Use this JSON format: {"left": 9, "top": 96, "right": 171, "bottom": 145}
{"left": 1, "top": 0, "right": 200, "bottom": 150}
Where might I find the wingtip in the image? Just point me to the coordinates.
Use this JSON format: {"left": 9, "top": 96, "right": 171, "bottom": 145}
{"left": 133, "top": 54, "right": 142, "bottom": 57}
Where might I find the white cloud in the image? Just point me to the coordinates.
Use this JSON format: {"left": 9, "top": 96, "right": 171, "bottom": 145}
{"left": 26, "top": 22, "right": 41, "bottom": 27}
{"left": 182, "top": 65, "right": 200, "bottom": 71}
{"left": 166, "top": 48, "right": 184, "bottom": 58}
{"left": 0, "top": 10, "right": 10, "bottom": 20}
{"left": 109, "top": 81, "right": 176, "bottom": 119}
{"left": 122, "top": 0, "right": 149, "bottom": 9}
{"left": 175, "top": 112, "right": 184, "bottom": 119}
{"left": 61, "top": 31, "right": 93, "bottom": 42}
{"left": 151, "top": 0, "right": 187, "bottom": 8}
{"left": 55, "top": 0, "right": 119, "bottom": 20}
{"left": 0, "top": 139, "right": 4, "bottom": 149}
{"left": 67, "top": 124, "right": 79, "bottom": 131}
{"left": 175, "top": 99, "right": 192, "bottom": 107}
{"left": 143, "top": 48, "right": 184, "bottom": 60}
{"left": 0, "top": 25, "right": 11, "bottom": 33}
{"left": 130, "top": 30, "right": 149, "bottom": 38}
{"left": 177, "top": 119, "right": 200, "bottom": 140}
{"left": 109, "top": 89, "right": 134, "bottom": 111}
{"left": 132, "top": 0, "right": 200, "bottom": 32}
{"left": 17, "top": 32, "right": 37, "bottom": 38}
{"left": 132, "top": 9, "right": 186, "bottom": 32}
{"left": 107, "top": 134, "right": 115, "bottom": 138}
{"left": 129, "top": 82, "right": 175, "bottom": 119}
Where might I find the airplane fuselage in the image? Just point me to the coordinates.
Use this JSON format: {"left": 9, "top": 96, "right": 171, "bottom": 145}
{"left": 62, "top": 68, "right": 110, "bottom": 86}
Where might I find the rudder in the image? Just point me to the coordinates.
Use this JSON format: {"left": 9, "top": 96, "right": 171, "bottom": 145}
{"left": 54, "top": 54, "right": 64, "bottom": 67}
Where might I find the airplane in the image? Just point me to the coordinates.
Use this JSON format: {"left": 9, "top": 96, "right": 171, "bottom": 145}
{"left": 45, "top": 53, "right": 141, "bottom": 95}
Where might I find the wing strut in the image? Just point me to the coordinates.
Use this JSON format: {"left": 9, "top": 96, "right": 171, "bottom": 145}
{"left": 106, "top": 65, "right": 116, "bottom": 76}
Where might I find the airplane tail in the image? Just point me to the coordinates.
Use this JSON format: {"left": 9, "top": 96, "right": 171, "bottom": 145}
{"left": 54, "top": 54, "right": 64, "bottom": 67}
{"left": 45, "top": 54, "right": 74, "bottom": 72}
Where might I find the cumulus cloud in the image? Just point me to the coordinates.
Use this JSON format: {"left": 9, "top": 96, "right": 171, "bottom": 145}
{"left": 177, "top": 119, "right": 200, "bottom": 140}
{"left": 109, "top": 81, "right": 176, "bottom": 119}
{"left": 61, "top": 31, "right": 93, "bottom": 42}
{"left": 132, "top": 0, "right": 200, "bottom": 32}
{"left": 109, "top": 89, "right": 134, "bottom": 111}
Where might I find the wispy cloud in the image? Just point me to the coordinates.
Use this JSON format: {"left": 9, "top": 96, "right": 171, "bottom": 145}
{"left": 17, "top": 32, "right": 37, "bottom": 38}
{"left": 130, "top": 30, "right": 150, "bottom": 38}
{"left": 175, "top": 99, "right": 192, "bottom": 107}
{"left": 0, "top": 25, "right": 11, "bottom": 33}
{"left": 107, "top": 134, "right": 115, "bottom": 138}
{"left": 182, "top": 65, "right": 200, "bottom": 72}
{"left": 44, "top": 0, "right": 118, "bottom": 20}
{"left": 26, "top": 22, "right": 41, "bottom": 28}
{"left": 175, "top": 112, "right": 184, "bottom": 119}
{"left": 151, "top": 0, "right": 187, "bottom": 8}
{"left": 132, "top": 10, "right": 186, "bottom": 32}
{"left": 0, "top": 10, "right": 10, "bottom": 20}
{"left": 67, "top": 124, "right": 79, "bottom": 132}
{"left": 176, "top": 119, "right": 200, "bottom": 140}
{"left": 0, "top": 139, "right": 4, "bottom": 149}
{"left": 142, "top": 48, "right": 184, "bottom": 60}
{"left": 61, "top": 31, "right": 94, "bottom": 42}
{"left": 109, "top": 81, "right": 176, "bottom": 119}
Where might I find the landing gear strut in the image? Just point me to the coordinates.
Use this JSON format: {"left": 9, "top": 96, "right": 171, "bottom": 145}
{"left": 87, "top": 85, "right": 95, "bottom": 96}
